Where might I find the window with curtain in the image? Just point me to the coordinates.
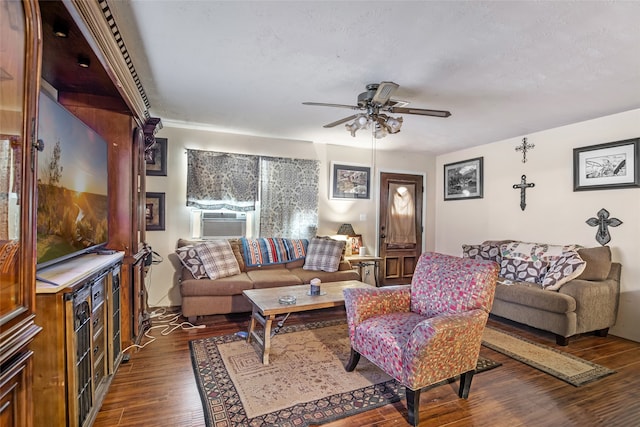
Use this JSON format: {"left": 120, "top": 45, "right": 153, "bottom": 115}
{"left": 186, "top": 150, "right": 258, "bottom": 211}
{"left": 186, "top": 149, "right": 319, "bottom": 238}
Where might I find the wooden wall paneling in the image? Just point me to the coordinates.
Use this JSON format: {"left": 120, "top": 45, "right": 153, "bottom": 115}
{"left": 57, "top": 93, "right": 140, "bottom": 345}
{"left": 32, "top": 292, "right": 69, "bottom": 426}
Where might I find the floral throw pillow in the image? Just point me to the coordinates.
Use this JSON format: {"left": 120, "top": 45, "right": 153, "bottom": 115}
{"left": 499, "top": 258, "right": 548, "bottom": 284}
{"left": 194, "top": 240, "right": 241, "bottom": 280}
{"left": 175, "top": 245, "right": 208, "bottom": 279}
{"left": 541, "top": 251, "right": 586, "bottom": 291}
{"left": 462, "top": 244, "right": 501, "bottom": 263}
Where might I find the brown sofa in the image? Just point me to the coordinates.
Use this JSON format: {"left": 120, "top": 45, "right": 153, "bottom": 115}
{"left": 176, "top": 238, "right": 360, "bottom": 323}
{"left": 463, "top": 241, "right": 621, "bottom": 345}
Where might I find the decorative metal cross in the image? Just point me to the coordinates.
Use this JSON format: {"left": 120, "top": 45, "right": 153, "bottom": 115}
{"left": 515, "top": 137, "right": 535, "bottom": 163}
{"left": 586, "top": 208, "right": 622, "bottom": 246}
{"left": 512, "top": 174, "right": 535, "bottom": 211}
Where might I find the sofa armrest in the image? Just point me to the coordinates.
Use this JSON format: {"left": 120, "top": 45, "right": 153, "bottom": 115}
{"left": 403, "top": 310, "right": 489, "bottom": 386}
{"left": 559, "top": 263, "right": 620, "bottom": 332}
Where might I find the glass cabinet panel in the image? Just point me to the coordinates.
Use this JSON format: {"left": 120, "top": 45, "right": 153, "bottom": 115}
{"left": 0, "top": 0, "right": 27, "bottom": 321}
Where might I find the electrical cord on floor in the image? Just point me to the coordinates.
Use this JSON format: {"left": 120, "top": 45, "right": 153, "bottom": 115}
{"left": 121, "top": 309, "right": 205, "bottom": 355}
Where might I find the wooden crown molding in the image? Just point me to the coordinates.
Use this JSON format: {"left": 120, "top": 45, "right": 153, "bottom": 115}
{"left": 64, "top": 0, "right": 155, "bottom": 126}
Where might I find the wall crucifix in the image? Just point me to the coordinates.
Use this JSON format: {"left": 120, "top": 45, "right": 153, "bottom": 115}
{"left": 515, "top": 137, "right": 535, "bottom": 163}
{"left": 512, "top": 174, "right": 535, "bottom": 211}
{"left": 586, "top": 208, "right": 622, "bottom": 245}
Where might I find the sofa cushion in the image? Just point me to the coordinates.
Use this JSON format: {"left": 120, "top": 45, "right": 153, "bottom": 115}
{"left": 541, "top": 251, "right": 586, "bottom": 290}
{"left": 175, "top": 245, "right": 208, "bottom": 279}
{"left": 462, "top": 244, "right": 501, "bottom": 263}
{"left": 303, "top": 237, "right": 345, "bottom": 272}
{"left": 494, "top": 281, "right": 576, "bottom": 313}
{"left": 576, "top": 246, "right": 611, "bottom": 281}
{"left": 194, "top": 240, "right": 241, "bottom": 280}
{"left": 246, "top": 269, "right": 303, "bottom": 289}
{"left": 180, "top": 273, "right": 253, "bottom": 296}
{"left": 499, "top": 258, "right": 548, "bottom": 284}
{"left": 290, "top": 267, "right": 361, "bottom": 284}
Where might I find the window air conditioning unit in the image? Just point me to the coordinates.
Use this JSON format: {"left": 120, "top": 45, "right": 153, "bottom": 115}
{"left": 201, "top": 211, "right": 247, "bottom": 238}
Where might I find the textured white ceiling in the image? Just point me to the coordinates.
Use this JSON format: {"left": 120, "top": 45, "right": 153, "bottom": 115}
{"left": 109, "top": 1, "right": 640, "bottom": 154}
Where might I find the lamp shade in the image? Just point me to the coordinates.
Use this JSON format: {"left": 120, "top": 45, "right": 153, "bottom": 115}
{"left": 337, "top": 223, "right": 356, "bottom": 236}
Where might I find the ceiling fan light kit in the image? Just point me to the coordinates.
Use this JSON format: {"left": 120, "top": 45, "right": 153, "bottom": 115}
{"left": 304, "top": 81, "right": 451, "bottom": 139}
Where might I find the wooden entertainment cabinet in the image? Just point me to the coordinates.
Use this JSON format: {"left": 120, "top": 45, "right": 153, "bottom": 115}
{"left": 33, "top": 253, "right": 124, "bottom": 427}
{"left": 1, "top": 0, "right": 159, "bottom": 425}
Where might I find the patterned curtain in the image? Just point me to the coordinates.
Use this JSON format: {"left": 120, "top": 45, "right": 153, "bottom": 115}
{"left": 186, "top": 150, "right": 258, "bottom": 211}
{"left": 259, "top": 156, "right": 319, "bottom": 239}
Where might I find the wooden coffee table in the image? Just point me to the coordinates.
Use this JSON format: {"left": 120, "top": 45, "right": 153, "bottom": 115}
{"left": 243, "top": 280, "right": 374, "bottom": 364}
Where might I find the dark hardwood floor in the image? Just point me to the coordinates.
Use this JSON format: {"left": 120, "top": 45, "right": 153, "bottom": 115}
{"left": 95, "top": 307, "right": 640, "bottom": 427}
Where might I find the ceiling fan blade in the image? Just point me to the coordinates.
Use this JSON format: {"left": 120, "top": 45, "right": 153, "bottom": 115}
{"left": 389, "top": 106, "right": 451, "bottom": 118}
{"left": 303, "top": 102, "right": 361, "bottom": 110}
{"left": 323, "top": 114, "right": 358, "bottom": 128}
{"left": 371, "top": 81, "right": 399, "bottom": 106}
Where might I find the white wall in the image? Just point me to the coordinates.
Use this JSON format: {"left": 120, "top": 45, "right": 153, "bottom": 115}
{"left": 144, "top": 125, "right": 436, "bottom": 308}
{"left": 435, "top": 109, "right": 640, "bottom": 342}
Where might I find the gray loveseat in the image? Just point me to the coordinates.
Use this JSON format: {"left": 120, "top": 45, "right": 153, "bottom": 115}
{"left": 463, "top": 241, "right": 620, "bottom": 345}
{"left": 176, "top": 237, "right": 360, "bottom": 323}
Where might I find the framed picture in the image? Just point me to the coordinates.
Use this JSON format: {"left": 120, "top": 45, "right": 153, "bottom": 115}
{"left": 573, "top": 138, "right": 640, "bottom": 191}
{"left": 145, "top": 137, "right": 167, "bottom": 176}
{"left": 444, "top": 157, "right": 483, "bottom": 200}
{"left": 349, "top": 234, "right": 363, "bottom": 255}
{"left": 330, "top": 162, "right": 371, "bottom": 199}
{"left": 145, "top": 192, "right": 165, "bottom": 231}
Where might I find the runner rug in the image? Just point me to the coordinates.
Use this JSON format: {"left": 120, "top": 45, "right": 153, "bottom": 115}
{"left": 190, "top": 319, "right": 501, "bottom": 427}
{"left": 482, "top": 327, "right": 615, "bottom": 387}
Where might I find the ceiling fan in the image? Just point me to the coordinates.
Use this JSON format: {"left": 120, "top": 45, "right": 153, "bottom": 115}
{"left": 303, "top": 81, "right": 451, "bottom": 138}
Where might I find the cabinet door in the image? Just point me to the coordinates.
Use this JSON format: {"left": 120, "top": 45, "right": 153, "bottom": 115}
{"left": 0, "top": 0, "right": 40, "bottom": 348}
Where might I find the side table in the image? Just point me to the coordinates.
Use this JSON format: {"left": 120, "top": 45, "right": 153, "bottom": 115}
{"left": 345, "top": 255, "right": 383, "bottom": 287}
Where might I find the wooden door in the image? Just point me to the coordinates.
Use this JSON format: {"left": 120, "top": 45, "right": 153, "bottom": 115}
{"left": 379, "top": 173, "right": 423, "bottom": 286}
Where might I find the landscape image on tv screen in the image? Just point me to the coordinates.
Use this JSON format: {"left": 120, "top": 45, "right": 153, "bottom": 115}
{"left": 36, "top": 92, "right": 109, "bottom": 268}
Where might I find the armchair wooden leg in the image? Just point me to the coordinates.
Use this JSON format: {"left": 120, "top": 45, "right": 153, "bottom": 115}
{"left": 556, "top": 334, "right": 570, "bottom": 346}
{"left": 344, "top": 348, "right": 361, "bottom": 372}
{"left": 595, "top": 328, "right": 609, "bottom": 337}
{"left": 406, "top": 388, "right": 421, "bottom": 426}
{"left": 458, "top": 369, "right": 475, "bottom": 398}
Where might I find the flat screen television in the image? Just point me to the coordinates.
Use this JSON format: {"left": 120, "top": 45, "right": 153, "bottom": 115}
{"left": 36, "top": 91, "right": 109, "bottom": 269}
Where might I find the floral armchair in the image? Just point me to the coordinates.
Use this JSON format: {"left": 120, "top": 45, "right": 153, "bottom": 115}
{"left": 343, "top": 252, "right": 499, "bottom": 426}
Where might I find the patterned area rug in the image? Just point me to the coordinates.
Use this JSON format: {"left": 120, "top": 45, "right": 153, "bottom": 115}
{"left": 190, "top": 319, "right": 501, "bottom": 427}
{"left": 482, "top": 327, "right": 615, "bottom": 386}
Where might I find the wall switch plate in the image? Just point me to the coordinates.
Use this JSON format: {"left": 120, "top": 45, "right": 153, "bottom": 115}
{"left": 360, "top": 213, "right": 367, "bottom": 221}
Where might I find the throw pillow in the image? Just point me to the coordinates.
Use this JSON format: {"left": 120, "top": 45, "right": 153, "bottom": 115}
{"left": 462, "top": 244, "right": 501, "bottom": 263}
{"left": 303, "top": 237, "right": 345, "bottom": 272}
{"left": 194, "top": 240, "right": 241, "bottom": 280}
{"left": 501, "top": 241, "right": 581, "bottom": 262}
{"left": 499, "top": 258, "right": 549, "bottom": 284}
{"left": 576, "top": 246, "right": 612, "bottom": 281}
{"left": 175, "top": 245, "right": 208, "bottom": 279}
{"left": 541, "top": 251, "right": 586, "bottom": 291}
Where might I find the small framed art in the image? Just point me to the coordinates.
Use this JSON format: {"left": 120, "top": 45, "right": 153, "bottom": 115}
{"left": 145, "top": 192, "right": 165, "bottom": 231}
{"left": 348, "top": 234, "right": 363, "bottom": 255}
{"left": 573, "top": 138, "right": 639, "bottom": 191}
{"left": 145, "top": 137, "right": 168, "bottom": 176}
{"left": 330, "top": 162, "right": 371, "bottom": 200}
{"left": 444, "top": 157, "right": 483, "bottom": 200}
